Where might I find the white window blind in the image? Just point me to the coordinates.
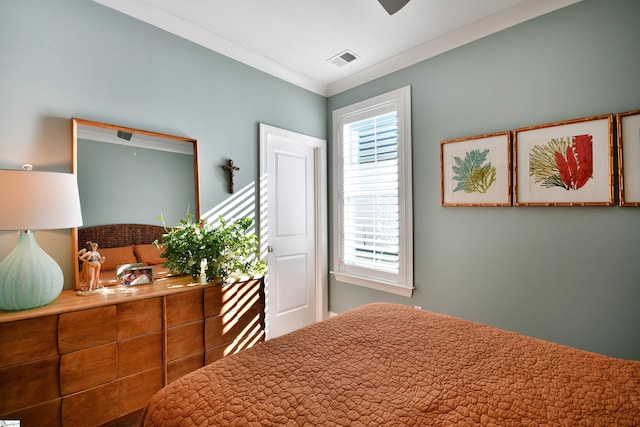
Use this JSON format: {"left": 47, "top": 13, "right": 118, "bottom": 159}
{"left": 343, "top": 112, "right": 399, "bottom": 274}
{"left": 332, "top": 86, "right": 413, "bottom": 297}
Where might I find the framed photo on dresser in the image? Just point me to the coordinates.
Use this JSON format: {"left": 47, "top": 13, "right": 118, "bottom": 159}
{"left": 122, "top": 266, "right": 154, "bottom": 286}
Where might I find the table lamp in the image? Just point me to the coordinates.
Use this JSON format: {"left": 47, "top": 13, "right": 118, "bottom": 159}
{"left": 0, "top": 165, "right": 82, "bottom": 311}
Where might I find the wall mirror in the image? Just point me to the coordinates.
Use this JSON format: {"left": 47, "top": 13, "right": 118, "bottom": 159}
{"left": 71, "top": 118, "right": 199, "bottom": 290}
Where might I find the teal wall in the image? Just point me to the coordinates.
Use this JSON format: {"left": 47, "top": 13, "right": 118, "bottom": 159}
{"left": 0, "top": 0, "right": 326, "bottom": 289}
{"left": 328, "top": 0, "right": 640, "bottom": 359}
{"left": 77, "top": 139, "right": 195, "bottom": 227}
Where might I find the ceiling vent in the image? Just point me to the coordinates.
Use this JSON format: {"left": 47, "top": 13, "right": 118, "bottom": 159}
{"left": 328, "top": 50, "right": 359, "bottom": 67}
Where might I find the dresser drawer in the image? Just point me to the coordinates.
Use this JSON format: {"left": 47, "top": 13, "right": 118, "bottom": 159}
{"left": 166, "top": 289, "right": 203, "bottom": 327}
{"left": 62, "top": 382, "right": 118, "bottom": 427}
{"left": 205, "top": 345, "right": 227, "bottom": 365}
{"left": 59, "top": 343, "right": 117, "bottom": 395}
{"left": 0, "top": 315, "right": 58, "bottom": 366}
{"left": 118, "top": 367, "right": 163, "bottom": 416}
{"left": 118, "top": 332, "right": 163, "bottom": 377}
{"left": 59, "top": 306, "right": 117, "bottom": 353}
{"left": 167, "top": 352, "right": 204, "bottom": 384}
{"left": 204, "top": 305, "right": 265, "bottom": 366}
{"left": 232, "top": 303, "right": 265, "bottom": 347}
{"left": 204, "top": 310, "right": 236, "bottom": 349}
{"left": 0, "top": 356, "right": 60, "bottom": 414}
{"left": 236, "top": 278, "right": 264, "bottom": 308}
{"left": 204, "top": 283, "right": 237, "bottom": 317}
{"left": 166, "top": 320, "right": 204, "bottom": 361}
{"left": 117, "top": 297, "right": 162, "bottom": 340}
{"left": 3, "top": 398, "right": 61, "bottom": 427}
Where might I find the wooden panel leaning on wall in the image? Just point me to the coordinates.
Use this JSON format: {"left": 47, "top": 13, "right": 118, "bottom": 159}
{"left": 0, "top": 275, "right": 265, "bottom": 427}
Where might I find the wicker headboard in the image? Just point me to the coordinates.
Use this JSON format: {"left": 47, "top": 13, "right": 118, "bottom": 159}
{"left": 78, "top": 224, "right": 166, "bottom": 249}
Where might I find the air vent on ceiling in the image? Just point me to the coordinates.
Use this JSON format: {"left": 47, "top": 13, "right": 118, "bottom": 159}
{"left": 328, "top": 50, "right": 359, "bottom": 67}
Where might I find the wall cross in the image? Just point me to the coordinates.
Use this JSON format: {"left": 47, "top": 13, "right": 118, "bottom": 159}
{"left": 222, "top": 159, "right": 240, "bottom": 194}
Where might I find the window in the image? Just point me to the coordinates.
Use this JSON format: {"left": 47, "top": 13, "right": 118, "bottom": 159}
{"left": 331, "top": 86, "right": 413, "bottom": 297}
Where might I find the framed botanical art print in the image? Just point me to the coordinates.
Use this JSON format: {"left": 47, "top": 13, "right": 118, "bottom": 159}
{"left": 617, "top": 109, "right": 640, "bottom": 206}
{"left": 513, "top": 114, "right": 614, "bottom": 206}
{"left": 441, "top": 131, "right": 511, "bottom": 206}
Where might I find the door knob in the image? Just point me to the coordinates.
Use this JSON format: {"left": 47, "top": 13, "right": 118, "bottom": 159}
{"left": 267, "top": 245, "right": 274, "bottom": 253}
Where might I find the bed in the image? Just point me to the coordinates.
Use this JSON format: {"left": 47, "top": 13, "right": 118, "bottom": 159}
{"left": 139, "top": 303, "right": 640, "bottom": 426}
{"left": 77, "top": 223, "right": 171, "bottom": 286}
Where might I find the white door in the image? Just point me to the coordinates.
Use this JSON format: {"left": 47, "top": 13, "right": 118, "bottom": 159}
{"left": 259, "top": 124, "right": 327, "bottom": 339}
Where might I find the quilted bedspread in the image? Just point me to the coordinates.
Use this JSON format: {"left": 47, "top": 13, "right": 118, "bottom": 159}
{"left": 140, "top": 303, "right": 640, "bottom": 426}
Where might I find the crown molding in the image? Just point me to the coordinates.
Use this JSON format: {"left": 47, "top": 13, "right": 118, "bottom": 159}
{"left": 93, "top": 0, "right": 327, "bottom": 95}
{"left": 327, "top": 0, "right": 582, "bottom": 96}
{"left": 94, "top": 0, "right": 582, "bottom": 98}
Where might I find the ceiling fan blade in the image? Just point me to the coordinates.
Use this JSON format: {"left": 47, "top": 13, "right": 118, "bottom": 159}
{"left": 378, "top": 0, "right": 410, "bottom": 15}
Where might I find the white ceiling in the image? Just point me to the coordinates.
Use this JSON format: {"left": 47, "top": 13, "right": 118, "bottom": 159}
{"left": 94, "top": 0, "right": 581, "bottom": 96}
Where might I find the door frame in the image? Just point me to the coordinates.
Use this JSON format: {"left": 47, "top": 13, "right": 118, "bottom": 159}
{"left": 259, "top": 123, "right": 328, "bottom": 329}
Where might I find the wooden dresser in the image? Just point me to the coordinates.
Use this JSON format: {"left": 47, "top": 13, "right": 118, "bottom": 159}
{"left": 0, "top": 275, "right": 264, "bottom": 426}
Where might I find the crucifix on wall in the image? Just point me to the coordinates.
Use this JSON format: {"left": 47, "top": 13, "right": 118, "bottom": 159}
{"left": 222, "top": 159, "right": 240, "bottom": 194}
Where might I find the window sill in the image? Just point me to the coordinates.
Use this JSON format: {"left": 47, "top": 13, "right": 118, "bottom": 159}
{"left": 331, "top": 271, "right": 414, "bottom": 298}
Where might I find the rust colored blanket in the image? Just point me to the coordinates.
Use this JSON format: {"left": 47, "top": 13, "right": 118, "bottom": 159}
{"left": 140, "top": 303, "right": 640, "bottom": 426}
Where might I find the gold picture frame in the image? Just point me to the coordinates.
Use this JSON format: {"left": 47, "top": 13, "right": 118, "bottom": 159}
{"left": 513, "top": 114, "right": 614, "bottom": 206}
{"left": 440, "top": 131, "right": 512, "bottom": 206}
{"left": 617, "top": 109, "right": 640, "bottom": 206}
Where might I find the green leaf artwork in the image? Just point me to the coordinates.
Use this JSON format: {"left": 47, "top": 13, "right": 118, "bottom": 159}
{"left": 452, "top": 149, "right": 496, "bottom": 194}
{"left": 529, "top": 134, "right": 593, "bottom": 190}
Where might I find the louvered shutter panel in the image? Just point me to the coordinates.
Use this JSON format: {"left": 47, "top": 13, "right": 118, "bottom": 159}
{"left": 342, "top": 112, "right": 399, "bottom": 274}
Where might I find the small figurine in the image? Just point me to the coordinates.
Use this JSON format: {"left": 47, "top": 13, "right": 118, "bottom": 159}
{"left": 79, "top": 242, "right": 105, "bottom": 292}
{"left": 200, "top": 259, "right": 207, "bottom": 284}
{"left": 77, "top": 241, "right": 93, "bottom": 287}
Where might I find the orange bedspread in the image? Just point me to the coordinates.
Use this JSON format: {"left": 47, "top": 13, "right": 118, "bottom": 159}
{"left": 140, "top": 303, "right": 640, "bottom": 426}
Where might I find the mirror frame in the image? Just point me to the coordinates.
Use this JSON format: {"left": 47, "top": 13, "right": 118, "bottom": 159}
{"left": 71, "top": 118, "right": 200, "bottom": 290}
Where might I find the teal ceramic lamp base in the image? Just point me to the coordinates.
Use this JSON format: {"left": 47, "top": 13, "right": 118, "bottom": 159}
{"left": 0, "top": 230, "right": 63, "bottom": 311}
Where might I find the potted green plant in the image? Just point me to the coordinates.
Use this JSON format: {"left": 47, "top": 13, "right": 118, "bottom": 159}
{"left": 156, "top": 214, "right": 266, "bottom": 283}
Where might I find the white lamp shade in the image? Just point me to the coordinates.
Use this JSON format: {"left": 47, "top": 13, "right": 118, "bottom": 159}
{"left": 0, "top": 169, "right": 83, "bottom": 230}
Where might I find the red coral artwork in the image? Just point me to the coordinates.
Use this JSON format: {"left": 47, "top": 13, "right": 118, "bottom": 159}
{"left": 554, "top": 134, "right": 593, "bottom": 190}
{"left": 529, "top": 134, "right": 593, "bottom": 190}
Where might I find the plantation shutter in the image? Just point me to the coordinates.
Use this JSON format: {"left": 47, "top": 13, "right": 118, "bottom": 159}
{"left": 332, "top": 86, "right": 413, "bottom": 297}
{"left": 342, "top": 111, "right": 399, "bottom": 274}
